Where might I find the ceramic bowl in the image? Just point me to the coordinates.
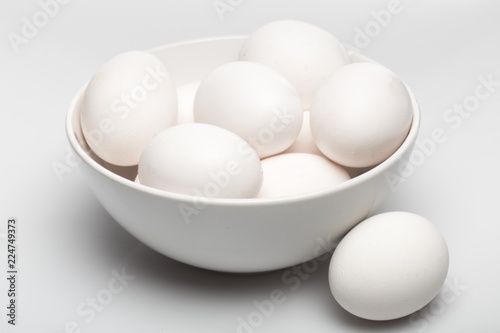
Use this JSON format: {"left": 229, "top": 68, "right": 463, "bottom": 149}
{"left": 66, "top": 36, "right": 420, "bottom": 273}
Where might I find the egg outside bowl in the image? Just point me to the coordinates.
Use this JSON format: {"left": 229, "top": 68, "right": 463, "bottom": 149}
{"left": 66, "top": 36, "right": 420, "bottom": 273}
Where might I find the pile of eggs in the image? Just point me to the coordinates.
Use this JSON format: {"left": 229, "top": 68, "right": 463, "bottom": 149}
{"left": 80, "top": 20, "right": 413, "bottom": 200}
{"left": 79, "top": 20, "right": 449, "bottom": 322}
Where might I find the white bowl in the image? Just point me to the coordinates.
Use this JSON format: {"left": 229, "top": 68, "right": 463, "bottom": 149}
{"left": 66, "top": 37, "right": 420, "bottom": 273}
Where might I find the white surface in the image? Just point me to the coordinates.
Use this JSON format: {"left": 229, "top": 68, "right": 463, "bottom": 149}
{"left": 1, "top": 1, "right": 499, "bottom": 332}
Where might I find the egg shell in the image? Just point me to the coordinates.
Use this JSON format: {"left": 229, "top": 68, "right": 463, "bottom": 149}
{"left": 283, "top": 111, "right": 324, "bottom": 156}
{"left": 239, "top": 20, "right": 350, "bottom": 110}
{"left": 81, "top": 51, "right": 178, "bottom": 166}
{"left": 310, "top": 62, "right": 413, "bottom": 168}
{"left": 194, "top": 61, "right": 303, "bottom": 159}
{"left": 138, "top": 123, "right": 263, "bottom": 199}
{"left": 176, "top": 82, "right": 199, "bottom": 124}
{"left": 257, "top": 153, "right": 350, "bottom": 198}
{"left": 329, "top": 211, "right": 449, "bottom": 321}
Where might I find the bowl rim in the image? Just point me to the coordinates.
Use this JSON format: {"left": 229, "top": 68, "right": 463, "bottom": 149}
{"left": 66, "top": 35, "right": 420, "bottom": 207}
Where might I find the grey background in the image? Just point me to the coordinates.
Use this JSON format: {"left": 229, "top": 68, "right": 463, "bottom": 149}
{"left": 1, "top": 0, "right": 499, "bottom": 332}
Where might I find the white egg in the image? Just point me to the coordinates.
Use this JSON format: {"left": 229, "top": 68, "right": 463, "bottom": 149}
{"left": 193, "top": 61, "right": 303, "bottom": 159}
{"left": 81, "top": 51, "right": 178, "bottom": 166}
{"left": 257, "top": 153, "right": 350, "bottom": 198}
{"left": 310, "top": 62, "right": 413, "bottom": 168}
{"left": 176, "top": 82, "right": 199, "bottom": 124}
{"left": 283, "top": 112, "right": 323, "bottom": 156}
{"left": 138, "top": 123, "right": 263, "bottom": 198}
{"left": 239, "top": 20, "right": 350, "bottom": 110}
{"left": 329, "top": 212, "right": 449, "bottom": 321}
